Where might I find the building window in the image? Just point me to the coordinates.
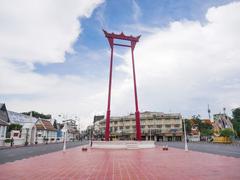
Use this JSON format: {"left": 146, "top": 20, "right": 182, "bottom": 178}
{"left": 0, "top": 126, "right": 4, "bottom": 137}
{"left": 174, "top": 124, "right": 180, "bottom": 128}
{"left": 141, "top": 125, "right": 145, "bottom": 129}
{"left": 157, "top": 125, "right": 162, "bottom": 128}
{"left": 125, "top": 126, "right": 130, "bottom": 129}
{"left": 165, "top": 124, "right": 171, "bottom": 128}
{"left": 114, "top": 121, "right": 117, "bottom": 124}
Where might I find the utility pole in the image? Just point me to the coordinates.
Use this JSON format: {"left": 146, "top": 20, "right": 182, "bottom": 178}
{"left": 183, "top": 117, "right": 188, "bottom": 152}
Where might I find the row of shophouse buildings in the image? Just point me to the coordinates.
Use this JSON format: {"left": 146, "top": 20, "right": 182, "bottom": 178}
{"left": 1, "top": 102, "right": 234, "bottom": 145}
{"left": 0, "top": 103, "right": 80, "bottom": 147}
{"left": 88, "top": 111, "right": 234, "bottom": 142}
{"left": 89, "top": 111, "right": 183, "bottom": 141}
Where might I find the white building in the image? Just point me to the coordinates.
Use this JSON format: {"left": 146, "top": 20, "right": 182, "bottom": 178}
{"left": 62, "top": 119, "right": 79, "bottom": 141}
{"left": 7, "top": 111, "right": 38, "bottom": 145}
{"left": 0, "top": 104, "right": 9, "bottom": 146}
{"left": 36, "top": 119, "right": 57, "bottom": 144}
{"left": 94, "top": 111, "right": 183, "bottom": 141}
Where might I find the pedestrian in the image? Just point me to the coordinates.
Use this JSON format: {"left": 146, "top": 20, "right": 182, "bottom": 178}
{"left": 10, "top": 137, "right": 14, "bottom": 147}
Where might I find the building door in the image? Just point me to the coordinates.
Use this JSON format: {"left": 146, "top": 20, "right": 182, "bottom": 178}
{"left": 157, "top": 136, "right": 163, "bottom": 141}
{"left": 175, "top": 136, "right": 182, "bottom": 141}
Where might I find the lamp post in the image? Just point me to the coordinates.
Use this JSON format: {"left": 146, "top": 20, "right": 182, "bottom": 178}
{"left": 183, "top": 117, "right": 188, "bottom": 151}
{"left": 121, "top": 118, "right": 124, "bottom": 140}
{"left": 63, "top": 123, "right": 67, "bottom": 152}
{"left": 90, "top": 125, "right": 93, "bottom": 147}
{"left": 149, "top": 127, "right": 151, "bottom": 141}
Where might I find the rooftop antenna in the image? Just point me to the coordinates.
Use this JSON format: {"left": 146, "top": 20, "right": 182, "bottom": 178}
{"left": 208, "top": 104, "right": 211, "bottom": 120}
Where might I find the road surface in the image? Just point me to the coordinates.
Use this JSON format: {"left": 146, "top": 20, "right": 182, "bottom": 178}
{"left": 0, "top": 141, "right": 88, "bottom": 164}
{"left": 157, "top": 141, "right": 240, "bottom": 158}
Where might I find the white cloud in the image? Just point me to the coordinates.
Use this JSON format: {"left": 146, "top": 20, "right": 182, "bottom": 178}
{"left": 0, "top": 0, "right": 104, "bottom": 128}
{"left": 132, "top": 0, "right": 142, "bottom": 22}
{"left": 0, "top": 0, "right": 103, "bottom": 64}
{"left": 117, "top": 2, "right": 240, "bottom": 117}
{"left": 1, "top": 1, "right": 240, "bottom": 129}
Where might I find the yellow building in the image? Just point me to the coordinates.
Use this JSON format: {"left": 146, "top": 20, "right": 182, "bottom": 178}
{"left": 94, "top": 111, "right": 183, "bottom": 141}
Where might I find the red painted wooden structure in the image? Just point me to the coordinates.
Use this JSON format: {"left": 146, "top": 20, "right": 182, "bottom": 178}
{"left": 103, "top": 30, "right": 142, "bottom": 141}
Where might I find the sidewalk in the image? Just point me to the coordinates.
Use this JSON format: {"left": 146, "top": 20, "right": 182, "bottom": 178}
{"left": 0, "top": 140, "right": 85, "bottom": 150}
{"left": 0, "top": 142, "right": 56, "bottom": 150}
{"left": 0, "top": 146, "right": 240, "bottom": 179}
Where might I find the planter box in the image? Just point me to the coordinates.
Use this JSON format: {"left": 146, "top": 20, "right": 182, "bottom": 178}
{"left": 213, "top": 136, "right": 231, "bottom": 143}
{"left": 92, "top": 141, "right": 156, "bottom": 149}
{"left": 4, "top": 143, "right": 11, "bottom": 147}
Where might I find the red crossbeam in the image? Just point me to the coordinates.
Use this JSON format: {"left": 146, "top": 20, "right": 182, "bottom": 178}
{"left": 114, "top": 43, "right": 131, "bottom": 47}
{"left": 103, "top": 29, "right": 141, "bottom": 42}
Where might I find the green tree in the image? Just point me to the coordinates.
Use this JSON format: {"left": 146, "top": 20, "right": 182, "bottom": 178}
{"left": 185, "top": 119, "right": 192, "bottom": 133}
{"left": 6, "top": 124, "right": 23, "bottom": 138}
{"left": 220, "top": 128, "right": 234, "bottom": 137}
{"left": 191, "top": 115, "right": 213, "bottom": 137}
{"left": 22, "top": 111, "right": 51, "bottom": 119}
{"left": 232, "top": 108, "right": 240, "bottom": 137}
{"left": 8, "top": 124, "right": 22, "bottom": 132}
{"left": 200, "top": 122, "right": 212, "bottom": 131}
{"left": 191, "top": 115, "right": 202, "bottom": 129}
{"left": 201, "top": 129, "right": 213, "bottom": 136}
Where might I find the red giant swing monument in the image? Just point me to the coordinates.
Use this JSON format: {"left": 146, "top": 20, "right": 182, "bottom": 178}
{"left": 91, "top": 30, "right": 155, "bottom": 149}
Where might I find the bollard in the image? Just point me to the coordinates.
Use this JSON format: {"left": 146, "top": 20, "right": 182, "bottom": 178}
{"left": 82, "top": 147, "right": 88, "bottom": 151}
{"left": 162, "top": 145, "right": 169, "bottom": 151}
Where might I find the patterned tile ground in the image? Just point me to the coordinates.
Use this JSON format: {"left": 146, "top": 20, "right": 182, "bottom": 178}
{"left": 0, "top": 146, "right": 240, "bottom": 180}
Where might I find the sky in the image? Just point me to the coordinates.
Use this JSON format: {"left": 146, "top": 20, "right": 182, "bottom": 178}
{"left": 0, "top": 0, "right": 240, "bottom": 129}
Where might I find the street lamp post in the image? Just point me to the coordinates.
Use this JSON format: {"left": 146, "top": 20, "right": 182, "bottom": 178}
{"left": 63, "top": 123, "right": 67, "bottom": 152}
{"left": 121, "top": 118, "right": 124, "bottom": 140}
{"left": 183, "top": 118, "right": 188, "bottom": 152}
{"left": 90, "top": 125, "right": 93, "bottom": 147}
{"left": 149, "top": 127, "right": 152, "bottom": 141}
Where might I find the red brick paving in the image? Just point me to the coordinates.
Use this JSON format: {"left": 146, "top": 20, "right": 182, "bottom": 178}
{"left": 0, "top": 146, "right": 240, "bottom": 180}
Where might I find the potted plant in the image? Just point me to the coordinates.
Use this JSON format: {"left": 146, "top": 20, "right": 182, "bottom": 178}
{"left": 4, "top": 138, "right": 11, "bottom": 146}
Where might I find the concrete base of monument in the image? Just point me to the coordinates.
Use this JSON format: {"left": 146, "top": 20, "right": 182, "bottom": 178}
{"left": 91, "top": 141, "right": 155, "bottom": 149}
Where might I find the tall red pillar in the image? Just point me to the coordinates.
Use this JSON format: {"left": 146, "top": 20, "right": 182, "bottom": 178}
{"left": 103, "top": 30, "right": 142, "bottom": 141}
{"left": 131, "top": 42, "right": 141, "bottom": 141}
{"left": 105, "top": 38, "right": 113, "bottom": 141}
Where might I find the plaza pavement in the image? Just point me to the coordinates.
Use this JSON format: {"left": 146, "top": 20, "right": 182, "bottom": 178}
{"left": 0, "top": 141, "right": 88, "bottom": 164}
{"left": 0, "top": 146, "right": 240, "bottom": 180}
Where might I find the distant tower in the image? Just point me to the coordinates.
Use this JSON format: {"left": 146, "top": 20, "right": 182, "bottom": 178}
{"left": 223, "top": 107, "right": 226, "bottom": 115}
{"left": 208, "top": 104, "right": 211, "bottom": 120}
